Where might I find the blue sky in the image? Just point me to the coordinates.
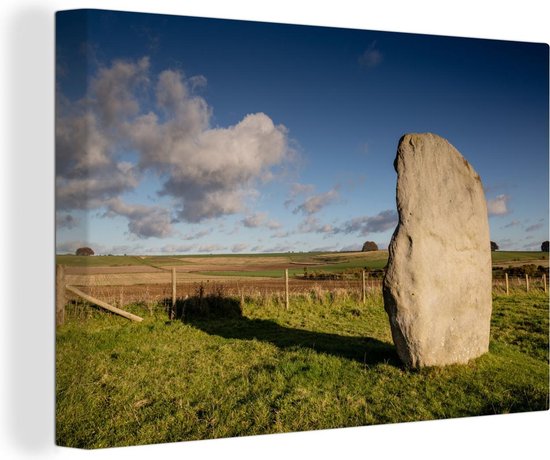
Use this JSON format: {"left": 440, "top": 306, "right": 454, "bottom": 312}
{"left": 55, "top": 9, "right": 549, "bottom": 254}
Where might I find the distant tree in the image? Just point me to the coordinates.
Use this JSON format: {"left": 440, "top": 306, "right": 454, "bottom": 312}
{"left": 542, "top": 241, "right": 549, "bottom": 252}
{"left": 362, "top": 241, "right": 378, "bottom": 252}
{"left": 490, "top": 241, "right": 499, "bottom": 251}
{"left": 75, "top": 247, "right": 94, "bottom": 256}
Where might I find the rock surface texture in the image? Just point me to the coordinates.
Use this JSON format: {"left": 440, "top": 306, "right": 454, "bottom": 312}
{"left": 383, "top": 133, "right": 492, "bottom": 368}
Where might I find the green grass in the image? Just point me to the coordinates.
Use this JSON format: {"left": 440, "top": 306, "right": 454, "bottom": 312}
{"left": 57, "top": 251, "right": 547, "bottom": 283}
{"left": 56, "top": 291, "right": 549, "bottom": 448}
{"left": 491, "top": 251, "right": 548, "bottom": 264}
{"left": 55, "top": 254, "right": 239, "bottom": 268}
{"left": 56, "top": 255, "right": 195, "bottom": 268}
{"left": 198, "top": 260, "right": 387, "bottom": 278}
{"left": 56, "top": 255, "right": 148, "bottom": 267}
{"left": 55, "top": 252, "right": 327, "bottom": 267}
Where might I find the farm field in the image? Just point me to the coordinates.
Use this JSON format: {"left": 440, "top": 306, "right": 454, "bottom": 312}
{"left": 491, "top": 251, "right": 549, "bottom": 266}
{"left": 57, "top": 251, "right": 388, "bottom": 272}
{"left": 56, "top": 250, "right": 549, "bottom": 316}
{"left": 57, "top": 250, "right": 548, "bottom": 285}
{"left": 56, "top": 250, "right": 549, "bottom": 308}
{"left": 57, "top": 250, "right": 548, "bottom": 268}
{"left": 56, "top": 250, "right": 549, "bottom": 315}
{"left": 58, "top": 251, "right": 390, "bottom": 288}
{"left": 55, "top": 289, "right": 549, "bottom": 448}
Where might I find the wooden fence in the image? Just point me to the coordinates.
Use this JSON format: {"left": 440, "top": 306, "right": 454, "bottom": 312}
{"left": 492, "top": 273, "right": 547, "bottom": 295}
{"left": 56, "top": 265, "right": 143, "bottom": 325}
{"left": 56, "top": 265, "right": 548, "bottom": 326}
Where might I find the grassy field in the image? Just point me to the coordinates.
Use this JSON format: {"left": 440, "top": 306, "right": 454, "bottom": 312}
{"left": 57, "top": 250, "right": 547, "bottom": 272}
{"left": 56, "top": 255, "right": 189, "bottom": 268}
{"left": 491, "top": 251, "right": 548, "bottom": 265}
{"left": 56, "top": 289, "right": 549, "bottom": 448}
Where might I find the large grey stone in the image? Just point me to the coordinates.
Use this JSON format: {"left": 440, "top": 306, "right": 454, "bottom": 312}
{"left": 383, "top": 133, "right": 492, "bottom": 368}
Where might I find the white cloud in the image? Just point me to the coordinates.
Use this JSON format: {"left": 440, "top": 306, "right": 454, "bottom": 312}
{"left": 358, "top": 42, "right": 382, "bottom": 68}
{"left": 501, "top": 219, "right": 520, "bottom": 229}
{"left": 56, "top": 57, "right": 292, "bottom": 232}
{"left": 293, "top": 188, "right": 339, "bottom": 215}
{"left": 271, "top": 230, "right": 293, "bottom": 239}
{"left": 284, "top": 182, "right": 315, "bottom": 208}
{"left": 136, "top": 109, "right": 289, "bottom": 222}
{"left": 92, "top": 57, "right": 150, "bottom": 127}
{"left": 257, "top": 244, "right": 294, "bottom": 253}
{"left": 55, "top": 58, "right": 149, "bottom": 211}
{"left": 340, "top": 243, "right": 362, "bottom": 252}
{"left": 56, "top": 162, "right": 139, "bottom": 210}
{"left": 197, "top": 244, "right": 226, "bottom": 253}
{"left": 181, "top": 228, "right": 212, "bottom": 240}
{"left": 334, "top": 210, "right": 397, "bottom": 235}
{"left": 526, "top": 222, "right": 544, "bottom": 232}
{"left": 487, "top": 194, "right": 510, "bottom": 216}
{"left": 108, "top": 244, "right": 146, "bottom": 255}
{"left": 104, "top": 198, "right": 174, "bottom": 239}
{"left": 298, "top": 215, "right": 335, "bottom": 234}
{"left": 189, "top": 75, "right": 207, "bottom": 91}
{"left": 130, "top": 69, "right": 291, "bottom": 222}
{"left": 242, "top": 213, "right": 266, "bottom": 228}
{"left": 56, "top": 213, "right": 79, "bottom": 229}
{"left": 290, "top": 183, "right": 315, "bottom": 196}
{"left": 241, "top": 212, "right": 281, "bottom": 230}
{"left": 157, "top": 244, "right": 195, "bottom": 254}
{"left": 521, "top": 241, "right": 541, "bottom": 250}
{"left": 231, "top": 243, "right": 249, "bottom": 253}
{"left": 267, "top": 220, "right": 283, "bottom": 231}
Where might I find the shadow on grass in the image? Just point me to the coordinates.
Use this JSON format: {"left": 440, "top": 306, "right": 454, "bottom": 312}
{"left": 173, "top": 295, "right": 400, "bottom": 366}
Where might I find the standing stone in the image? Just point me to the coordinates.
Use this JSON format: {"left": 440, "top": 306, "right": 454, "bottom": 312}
{"left": 383, "top": 133, "right": 492, "bottom": 368}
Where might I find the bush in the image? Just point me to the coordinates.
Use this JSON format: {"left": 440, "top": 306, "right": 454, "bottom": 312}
{"left": 504, "top": 264, "right": 542, "bottom": 277}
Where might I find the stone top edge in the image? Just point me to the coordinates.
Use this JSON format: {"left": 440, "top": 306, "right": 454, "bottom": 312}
{"left": 395, "top": 132, "right": 481, "bottom": 182}
{"left": 398, "top": 132, "right": 447, "bottom": 144}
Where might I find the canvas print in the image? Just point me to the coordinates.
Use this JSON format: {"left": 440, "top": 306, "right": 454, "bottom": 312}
{"left": 55, "top": 9, "right": 549, "bottom": 449}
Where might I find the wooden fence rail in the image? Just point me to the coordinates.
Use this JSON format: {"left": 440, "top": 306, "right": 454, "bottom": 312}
{"left": 57, "top": 265, "right": 144, "bottom": 325}
{"left": 65, "top": 285, "right": 143, "bottom": 322}
{"left": 56, "top": 264, "right": 549, "bottom": 325}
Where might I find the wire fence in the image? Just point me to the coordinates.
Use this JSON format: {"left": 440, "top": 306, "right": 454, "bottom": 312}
{"left": 56, "top": 264, "right": 548, "bottom": 325}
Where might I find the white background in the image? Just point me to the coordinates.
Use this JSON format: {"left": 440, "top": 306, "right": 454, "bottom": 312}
{"left": 1, "top": 1, "right": 548, "bottom": 459}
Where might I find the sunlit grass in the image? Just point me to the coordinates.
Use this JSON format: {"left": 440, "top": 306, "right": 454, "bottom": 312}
{"left": 56, "top": 290, "right": 549, "bottom": 448}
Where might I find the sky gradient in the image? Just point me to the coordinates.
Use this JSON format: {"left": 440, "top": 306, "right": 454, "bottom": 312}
{"left": 55, "top": 9, "right": 549, "bottom": 255}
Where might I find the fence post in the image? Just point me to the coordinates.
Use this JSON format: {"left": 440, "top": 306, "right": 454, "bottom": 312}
{"left": 505, "top": 273, "right": 509, "bottom": 295}
{"left": 525, "top": 274, "right": 529, "bottom": 293}
{"left": 543, "top": 274, "right": 547, "bottom": 293}
{"left": 285, "top": 269, "right": 289, "bottom": 310}
{"left": 56, "top": 265, "right": 65, "bottom": 326}
{"left": 171, "top": 267, "right": 177, "bottom": 319}
{"left": 362, "top": 270, "right": 366, "bottom": 304}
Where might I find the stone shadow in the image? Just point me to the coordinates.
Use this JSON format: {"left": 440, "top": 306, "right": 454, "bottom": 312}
{"left": 174, "top": 295, "right": 400, "bottom": 366}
